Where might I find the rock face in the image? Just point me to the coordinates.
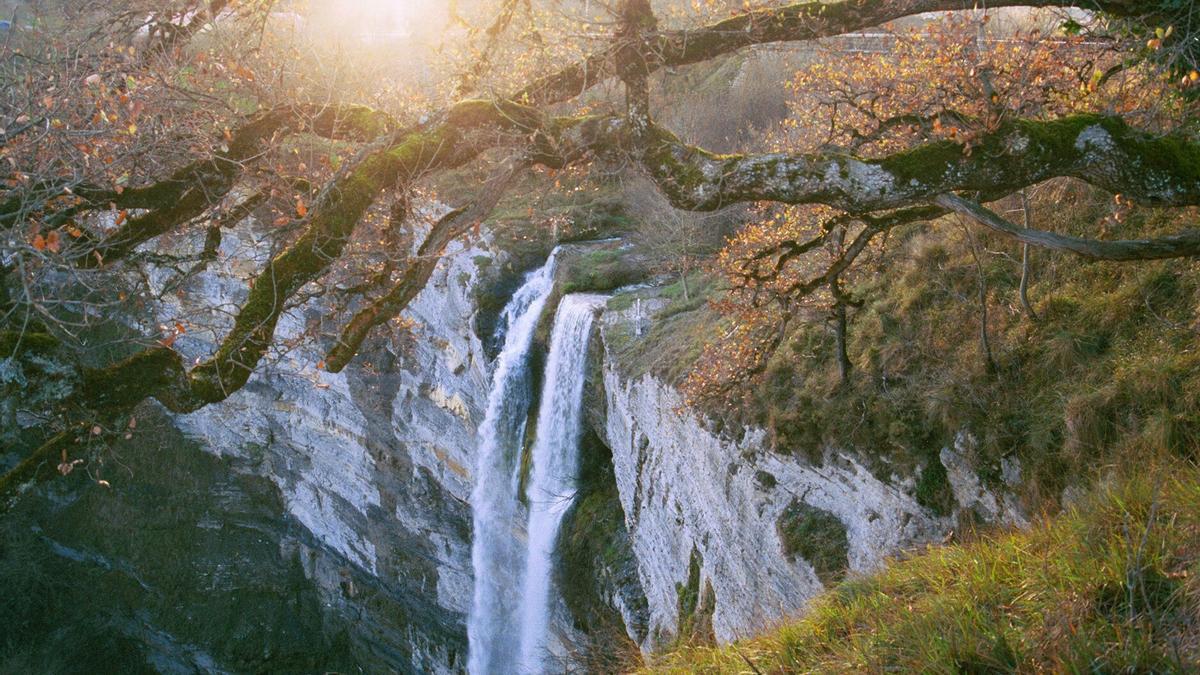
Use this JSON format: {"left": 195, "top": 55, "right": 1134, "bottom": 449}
{"left": 0, "top": 412, "right": 363, "bottom": 674}
{"left": 2, "top": 214, "right": 511, "bottom": 673}
{"left": 155, "top": 221, "right": 503, "bottom": 672}
{"left": 590, "top": 301, "right": 1027, "bottom": 651}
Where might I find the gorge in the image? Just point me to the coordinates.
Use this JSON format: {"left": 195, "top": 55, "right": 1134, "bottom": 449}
{"left": 0, "top": 229, "right": 1029, "bottom": 673}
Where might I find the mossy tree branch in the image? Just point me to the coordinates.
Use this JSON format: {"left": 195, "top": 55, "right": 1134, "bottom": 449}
{"left": 515, "top": 0, "right": 1158, "bottom": 107}
{"left": 626, "top": 115, "right": 1200, "bottom": 213}
{"left": 22, "top": 107, "right": 1200, "bottom": 415}
{"left": 324, "top": 161, "right": 524, "bottom": 373}
{"left": 0, "top": 104, "right": 399, "bottom": 268}
{"left": 0, "top": 432, "right": 75, "bottom": 508}
{"left": 80, "top": 104, "right": 400, "bottom": 266}
{"left": 182, "top": 100, "right": 555, "bottom": 405}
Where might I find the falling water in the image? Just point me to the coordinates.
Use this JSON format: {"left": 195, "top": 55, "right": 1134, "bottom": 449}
{"left": 467, "top": 250, "right": 559, "bottom": 675}
{"left": 516, "top": 293, "right": 607, "bottom": 673}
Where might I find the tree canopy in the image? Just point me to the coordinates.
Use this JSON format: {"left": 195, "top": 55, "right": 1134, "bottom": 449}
{"left": 1, "top": 0, "right": 1198, "bottom": 498}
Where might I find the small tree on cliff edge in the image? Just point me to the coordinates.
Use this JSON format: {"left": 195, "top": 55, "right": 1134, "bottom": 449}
{"left": 624, "top": 174, "right": 734, "bottom": 301}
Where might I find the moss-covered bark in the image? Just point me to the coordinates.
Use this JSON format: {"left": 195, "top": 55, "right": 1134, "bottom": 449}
{"left": 325, "top": 161, "right": 523, "bottom": 372}
{"left": 188, "top": 101, "right": 548, "bottom": 401}
{"left": 634, "top": 114, "right": 1200, "bottom": 212}
{"left": 68, "top": 104, "right": 401, "bottom": 267}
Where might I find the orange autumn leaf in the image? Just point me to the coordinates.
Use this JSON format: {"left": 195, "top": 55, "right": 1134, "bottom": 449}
{"left": 45, "top": 230, "right": 61, "bottom": 253}
{"left": 32, "top": 234, "right": 46, "bottom": 251}
{"left": 296, "top": 200, "right": 308, "bottom": 218}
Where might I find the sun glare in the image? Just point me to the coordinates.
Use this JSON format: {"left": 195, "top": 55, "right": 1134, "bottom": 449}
{"left": 306, "top": 0, "right": 445, "bottom": 43}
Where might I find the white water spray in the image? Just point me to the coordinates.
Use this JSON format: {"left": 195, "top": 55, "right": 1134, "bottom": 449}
{"left": 467, "top": 251, "right": 559, "bottom": 675}
{"left": 516, "top": 293, "right": 607, "bottom": 673}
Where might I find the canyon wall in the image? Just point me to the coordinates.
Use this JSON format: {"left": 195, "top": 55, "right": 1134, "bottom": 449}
{"left": 580, "top": 295, "right": 1028, "bottom": 652}
{"left": 2, "top": 226, "right": 1027, "bottom": 673}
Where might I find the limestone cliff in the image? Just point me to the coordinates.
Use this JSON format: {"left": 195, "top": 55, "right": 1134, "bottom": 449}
{"left": 1, "top": 213, "right": 514, "bottom": 673}
{"left": 159, "top": 218, "right": 507, "bottom": 672}
{"left": 582, "top": 290, "right": 1028, "bottom": 653}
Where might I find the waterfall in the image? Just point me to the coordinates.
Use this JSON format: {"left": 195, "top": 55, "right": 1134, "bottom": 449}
{"left": 468, "top": 251, "right": 559, "bottom": 675}
{"left": 516, "top": 293, "right": 607, "bottom": 673}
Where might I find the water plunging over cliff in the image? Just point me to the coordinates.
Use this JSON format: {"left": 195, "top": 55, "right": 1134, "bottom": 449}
{"left": 517, "top": 293, "right": 607, "bottom": 673}
{"left": 468, "top": 251, "right": 559, "bottom": 675}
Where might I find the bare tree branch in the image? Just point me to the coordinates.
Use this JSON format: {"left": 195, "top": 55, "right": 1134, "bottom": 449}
{"left": 935, "top": 193, "right": 1200, "bottom": 260}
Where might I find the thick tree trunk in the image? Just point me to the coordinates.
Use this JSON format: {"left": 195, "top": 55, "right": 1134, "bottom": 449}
{"left": 616, "top": 0, "right": 657, "bottom": 142}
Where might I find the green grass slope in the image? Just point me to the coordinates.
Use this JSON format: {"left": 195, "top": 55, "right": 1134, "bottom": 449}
{"left": 647, "top": 464, "right": 1200, "bottom": 673}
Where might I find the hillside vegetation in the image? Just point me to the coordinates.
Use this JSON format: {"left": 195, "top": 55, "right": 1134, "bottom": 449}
{"left": 607, "top": 182, "right": 1200, "bottom": 516}
{"left": 599, "top": 181, "right": 1200, "bottom": 671}
{"left": 647, "top": 462, "right": 1200, "bottom": 673}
